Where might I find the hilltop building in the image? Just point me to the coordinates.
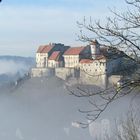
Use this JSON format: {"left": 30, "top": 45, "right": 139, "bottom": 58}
{"left": 36, "top": 43, "right": 69, "bottom": 68}
{"left": 31, "top": 40, "right": 125, "bottom": 87}
{"left": 63, "top": 46, "right": 91, "bottom": 68}
{"left": 79, "top": 40, "right": 123, "bottom": 76}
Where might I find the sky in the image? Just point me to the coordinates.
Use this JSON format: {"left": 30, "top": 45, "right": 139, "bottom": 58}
{"left": 0, "top": 0, "right": 126, "bottom": 57}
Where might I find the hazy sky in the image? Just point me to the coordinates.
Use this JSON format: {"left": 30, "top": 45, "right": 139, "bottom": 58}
{"left": 0, "top": 0, "right": 126, "bottom": 56}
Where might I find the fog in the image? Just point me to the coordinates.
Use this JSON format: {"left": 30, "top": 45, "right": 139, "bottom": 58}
{"left": 1, "top": 77, "right": 92, "bottom": 140}
{"left": 0, "top": 57, "right": 138, "bottom": 139}
{"left": 0, "top": 60, "right": 31, "bottom": 75}
{"left": 0, "top": 57, "right": 34, "bottom": 86}
{"left": 0, "top": 76, "right": 139, "bottom": 140}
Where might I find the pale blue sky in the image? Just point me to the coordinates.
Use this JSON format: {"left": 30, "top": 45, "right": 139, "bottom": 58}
{"left": 0, "top": 0, "right": 126, "bottom": 56}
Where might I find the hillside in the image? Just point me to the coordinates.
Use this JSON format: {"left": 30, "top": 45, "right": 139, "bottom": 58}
{"left": 1, "top": 76, "right": 139, "bottom": 140}
{"left": 1, "top": 77, "right": 92, "bottom": 140}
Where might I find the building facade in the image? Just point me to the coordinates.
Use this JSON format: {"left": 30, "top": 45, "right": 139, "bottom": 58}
{"left": 79, "top": 57, "right": 106, "bottom": 76}
{"left": 32, "top": 40, "right": 124, "bottom": 86}
{"left": 48, "top": 51, "right": 63, "bottom": 68}
{"left": 36, "top": 44, "right": 54, "bottom": 68}
{"left": 36, "top": 43, "right": 70, "bottom": 68}
{"left": 63, "top": 46, "right": 91, "bottom": 68}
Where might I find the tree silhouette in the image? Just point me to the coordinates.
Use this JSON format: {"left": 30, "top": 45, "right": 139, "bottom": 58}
{"left": 67, "top": 0, "right": 140, "bottom": 128}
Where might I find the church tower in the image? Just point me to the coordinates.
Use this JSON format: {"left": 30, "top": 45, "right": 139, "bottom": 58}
{"left": 90, "top": 40, "right": 100, "bottom": 59}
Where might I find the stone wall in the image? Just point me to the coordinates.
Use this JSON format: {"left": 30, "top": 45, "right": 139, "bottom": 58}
{"left": 55, "top": 68, "right": 80, "bottom": 80}
{"left": 31, "top": 67, "right": 122, "bottom": 88}
{"left": 79, "top": 70, "right": 108, "bottom": 87}
{"left": 31, "top": 68, "right": 55, "bottom": 77}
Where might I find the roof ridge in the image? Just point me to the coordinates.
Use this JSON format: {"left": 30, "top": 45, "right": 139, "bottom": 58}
{"left": 48, "top": 51, "right": 61, "bottom": 61}
{"left": 64, "top": 46, "right": 85, "bottom": 55}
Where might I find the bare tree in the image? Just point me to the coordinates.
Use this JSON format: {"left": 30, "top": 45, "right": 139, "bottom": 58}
{"left": 115, "top": 113, "right": 140, "bottom": 140}
{"left": 94, "top": 109, "right": 140, "bottom": 140}
{"left": 109, "top": 109, "right": 140, "bottom": 140}
{"left": 67, "top": 0, "right": 140, "bottom": 128}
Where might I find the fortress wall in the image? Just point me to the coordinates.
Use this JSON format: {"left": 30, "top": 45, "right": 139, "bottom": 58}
{"left": 79, "top": 70, "right": 108, "bottom": 87}
{"left": 31, "top": 68, "right": 55, "bottom": 77}
{"left": 31, "top": 67, "right": 121, "bottom": 88}
{"left": 55, "top": 68, "right": 79, "bottom": 80}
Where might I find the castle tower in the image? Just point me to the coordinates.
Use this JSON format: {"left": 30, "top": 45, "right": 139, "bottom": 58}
{"left": 90, "top": 40, "right": 100, "bottom": 59}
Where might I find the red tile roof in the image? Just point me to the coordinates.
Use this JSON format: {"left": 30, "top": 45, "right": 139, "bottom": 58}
{"left": 63, "top": 47, "right": 85, "bottom": 55}
{"left": 48, "top": 51, "right": 60, "bottom": 61}
{"left": 37, "top": 46, "right": 44, "bottom": 53}
{"left": 37, "top": 45, "right": 53, "bottom": 53}
{"left": 80, "top": 59, "right": 93, "bottom": 64}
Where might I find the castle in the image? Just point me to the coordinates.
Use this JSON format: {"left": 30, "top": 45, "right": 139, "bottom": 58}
{"left": 31, "top": 40, "right": 124, "bottom": 86}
